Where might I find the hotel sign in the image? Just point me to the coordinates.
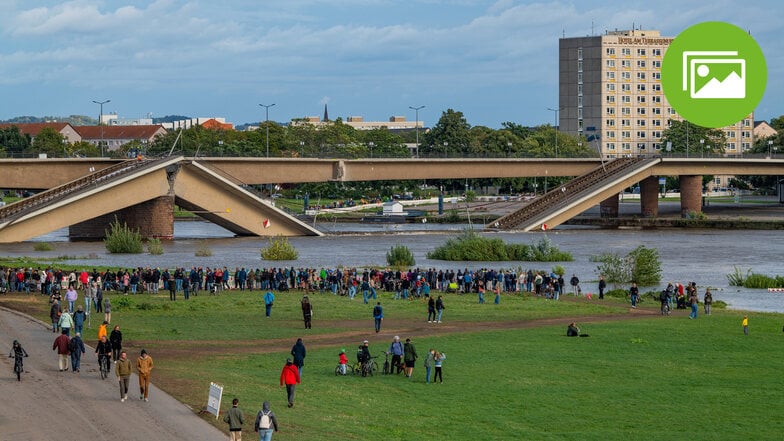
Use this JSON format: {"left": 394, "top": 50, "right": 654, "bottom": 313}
{"left": 617, "top": 37, "right": 673, "bottom": 45}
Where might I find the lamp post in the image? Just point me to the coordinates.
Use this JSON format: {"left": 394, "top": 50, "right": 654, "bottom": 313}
{"left": 368, "top": 141, "right": 374, "bottom": 158}
{"left": 507, "top": 142, "right": 512, "bottom": 158}
{"left": 299, "top": 141, "right": 305, "bottom": 157}
{"left": 546, "top": 107, "right": 561, "bottom": 158}
{"left": 409, "top": 105, "right": 425, "bottom": 157}
{"left": 92, "top": 99, "right": 110, "bottom": 156}
{"left": 768, "top": 139, "right": 774, "bottom": 158}
{"left": 443, "top": 141, "right": 448, "bottom": 158}
{"left": 259, "top": 103, "right": 276, "bottom": 157}
{"left": 700, "top": 138, "right": 704, "bottom": 158}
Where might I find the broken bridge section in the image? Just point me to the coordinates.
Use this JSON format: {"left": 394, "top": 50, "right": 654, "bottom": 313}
{"left": 0, "top": 157, "right": 322, "bottom": 243}
{"left": 489, "top": 157, "right": 662, "bottom": 231}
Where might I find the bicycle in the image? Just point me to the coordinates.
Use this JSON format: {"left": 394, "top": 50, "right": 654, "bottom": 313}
{"left": 382, "top": 352, "right": 391, "bottom": 375}
{"left": 361, "top": 356, "right": 379, "bottom": 377}
{"left": 661, "top": 301, "right": 671, "bottom": 316}
{"left": 98, "top": 354, "right": 111, "bottom": 380}
{"left": 335, "top": 362, "right": 354, "bottom": 376}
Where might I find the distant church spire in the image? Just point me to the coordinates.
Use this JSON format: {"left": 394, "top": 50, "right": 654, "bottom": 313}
{"left": 323, "top": 104, "right": 329, "bottom": 122}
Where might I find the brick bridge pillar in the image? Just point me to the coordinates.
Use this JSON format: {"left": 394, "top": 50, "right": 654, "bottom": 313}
{"left": 69, "top": 196, "right": 174, "bottom": 240}
{"left": 640, "top": 176, "right": 660, "bottom": 217}
{"left": 679, "top": 175, "right": 703, "bottom": 217}
{"left": 599, "top": 194, "right": 619, "bottom": 217}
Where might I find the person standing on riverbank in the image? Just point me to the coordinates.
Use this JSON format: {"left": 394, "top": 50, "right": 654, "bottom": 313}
{"left": 629, "top": 282, "right": 639, "bottom": 308}
{"left": 742, "top": 316, "right": 749, "bottom": 335}
{"left": 301, "top": 295, "right": 313, "bottom": 329}
{"left": 435, "top": 295, "right": 445, "bottom": 323}
{"left": 704, "top": 289, "right": 713, "bottom": 315}
{"left": 598, "top": 275, "right": 606, "bottom": 300}
{"left": 403, "top": 338, "right": 418, "bottom": 379}
{"left": 264, "top": 291, "right": 275, "bottom": 318}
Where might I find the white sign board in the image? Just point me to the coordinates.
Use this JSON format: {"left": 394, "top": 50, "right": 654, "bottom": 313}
{"left": 207, "top": 382, "right": 223, "bottom": 419}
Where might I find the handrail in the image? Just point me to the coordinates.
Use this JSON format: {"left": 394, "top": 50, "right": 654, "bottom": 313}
{"left": 0, "top": 157, "right": 173, "bottom": 222}
{"left": 491, "top": 157, "right": 655, "bottom": 229}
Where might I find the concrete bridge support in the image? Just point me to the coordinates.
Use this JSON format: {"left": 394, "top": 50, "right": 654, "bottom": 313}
{"left": 599, "top": 194, "right": 619, "bottom": 217}
{"left": 69, "top": 196, "right": 175, "bottom": 240}
{"left": 679, "top": 175, "right": 703, "bottom": 217}
{"left": 640, "top": 176, "right": 660, "bottom": 217}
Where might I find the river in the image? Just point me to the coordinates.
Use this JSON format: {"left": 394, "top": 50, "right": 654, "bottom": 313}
{"left": 4, "top": 221, "right": 783, "bottom": 314}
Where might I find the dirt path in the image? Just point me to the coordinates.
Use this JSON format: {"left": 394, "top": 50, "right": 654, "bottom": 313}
{"left": 0, "top": 306, "right": 225, "bottom": 441}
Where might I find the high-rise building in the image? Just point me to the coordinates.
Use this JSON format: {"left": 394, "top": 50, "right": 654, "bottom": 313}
{"left": 559, "top": 29, "right": 753, "bottom": 158}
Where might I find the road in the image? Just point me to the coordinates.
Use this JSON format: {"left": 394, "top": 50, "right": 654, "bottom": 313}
{"left": 0, "top": 306, "right": 225, "bottom": 441}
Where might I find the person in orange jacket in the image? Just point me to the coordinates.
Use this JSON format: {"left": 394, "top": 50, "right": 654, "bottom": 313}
{"left": 97, "top": 320, "right": 108, "bottom": 341}
{"left": 279, "top": 358, "right": 301, "bottom": 407}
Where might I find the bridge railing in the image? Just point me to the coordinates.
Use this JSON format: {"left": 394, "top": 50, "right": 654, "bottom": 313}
{"left": 491, "top": 157, "right": 654, "bottom": 229}
{"left": 0, "top": 157, "right": 172, "bottom": 222}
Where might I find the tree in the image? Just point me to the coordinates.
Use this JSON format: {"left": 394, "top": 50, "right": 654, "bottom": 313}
{"left": 29, "top": 127, "right": 66, "bottom": 157}
{"left": 770, "top": 115, "right": 784, "bottom": 132}
{"left": 0, "top": 126, "right": 31, "bottom": 157}
{"left": 421, "top": 109, "right": 471, "bottom": 157}
{"left": 660, "top": 120, "right": 727, "bottom": 156}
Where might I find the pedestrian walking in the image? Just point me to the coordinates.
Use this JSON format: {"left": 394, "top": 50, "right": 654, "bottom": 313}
{"left": 264, "top": 291, "right": 275, "bottom": 318}
{"left": 435, "top": 295, "right": 445, "bottom": 323}
{"left": 629, "top": 282, "right": 639, "bottom": 308}
{"left": 136, "top": 349, "right": 154, "bottom": 401}
{"left": 254, "top": 401, "right": 279, "bottom": 441}
{"left": 223, "top": 398, "right": 245, "bottom": 441}
{"left": 110, "top": 325, "right": 123, "bottom": 362}
{"left": 290, "top": 338, "right": 306, "bottom": 377}
{"left": 49, "top": 299, "right": 62, "bottom": 333}
{"left": 68, "top": 332, "right": 85, "bottom": 373}
{"left": 116, "top": 351, "right": 133, "bottom": 402}
{"left": 52, "top": 330, "right": 70, "bottom": 372}
{"left": 742, "top": 316, "right": 749, "bottom": 335}
{"left": 104, "top": 297, "right": 112, "bottom": 324}
{"left": 704, "top": 288, "right": 713, "bottom": 315}
{"left": 301, "top": 295, "right": 313, "bottom": 329}
{"left": 58, "top": 307, "right": 74, "bottom": 336}
{"left": 373, "top": 302, "right": 384, "bottom": 333}
{"left": 279, "top": 358, "right": 301, "bottom": 408}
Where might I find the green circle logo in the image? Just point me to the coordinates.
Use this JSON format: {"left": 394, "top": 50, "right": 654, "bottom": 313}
{"left": 661, "top": 21, "right": 767, "bottom": 128}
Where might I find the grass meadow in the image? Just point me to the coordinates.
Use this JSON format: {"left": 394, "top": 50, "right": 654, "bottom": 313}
{"left": 3, "top": 288, "right": 782, "bottom": 440}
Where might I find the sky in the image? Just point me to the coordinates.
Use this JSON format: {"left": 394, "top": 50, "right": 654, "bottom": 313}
{"left": 1, "top": 0, "right": 782, "bottom": 128}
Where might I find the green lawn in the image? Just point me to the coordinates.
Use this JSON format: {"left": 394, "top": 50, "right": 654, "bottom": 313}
{"left": 2, "top": 289, "right": 781, "bottom": 440}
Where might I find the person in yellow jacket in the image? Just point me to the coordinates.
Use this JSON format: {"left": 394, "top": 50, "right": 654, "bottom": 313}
{"left": 742, "top": 316, "right": 749, "bottom": 336}
{"left": 136, "top": 349, "right": 154, "bottom": 401}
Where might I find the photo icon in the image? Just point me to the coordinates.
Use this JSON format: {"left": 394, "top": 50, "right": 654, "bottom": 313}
{"left": 682, "top": 51, "right": 745, "bottom": 99}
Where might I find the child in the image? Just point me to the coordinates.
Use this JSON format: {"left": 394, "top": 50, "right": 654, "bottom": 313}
{"left": 434, "top": 350, "right": 446, "bottom": 384}
{"left": 742, "top": 316, "right": 749, "bottom": 335}
{"left": 338, "top": 349, "right": 348, "bottom": 375}
{"left": 9, "top": 340, "right": 28, "bottom": 381}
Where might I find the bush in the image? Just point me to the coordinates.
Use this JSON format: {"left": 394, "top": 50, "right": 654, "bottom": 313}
{"left": 104, "top": 218, "right": 143, "bottom": 254}
{"left": 195, "top": 241, "right": 213, "bottom": 257}
{"left": 260, "top": 236, "right": 299, "bottom": 260}
{"left": 592, "top": 245, "right": 661, "bottom": 288}
{"left": 427, "top": 229, "right": 572, "bottom": 262}
{"left": 386, "top": 244, "right": 416, "bottom": 269}
{"left": 552, "top": 265, "right": 565, "bottom": 277}
{"left": 146, "top": 238, "right": 164, "bottom": 255}
{"left": 725, "top": 267, "right": 784, "bottom": 288}
{"left": 726, "top": 266, "right": 750, "bottom": 286}
{"left": 33, "top": 242, "right": 54, "bottom": 251}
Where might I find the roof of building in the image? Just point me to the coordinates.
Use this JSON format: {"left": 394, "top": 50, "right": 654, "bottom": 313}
{"left": 200, "top": 118, "right": 234, "bottom": 130}
{"left": 73, "top": 125, "right": 167, "bottom": 140}
{"left": 0, "top": 122, "right": 74, "bottom": 136}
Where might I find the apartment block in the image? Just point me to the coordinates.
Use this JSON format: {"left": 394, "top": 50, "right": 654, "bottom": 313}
{"left": 559, "top": 29, "right": 753, "bottom": 158}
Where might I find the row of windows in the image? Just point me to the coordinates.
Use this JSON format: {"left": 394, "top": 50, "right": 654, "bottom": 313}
{"left": 604, "top": 142, "right": 751, "bottom": 151}
{"left": 606, "top": 107, "right": 662, "bottom": 116}
{"left": 605, "top": 60, "right": 662, "bottom": 69}
{"left": 606, "top": 119, "right": 664, "bottom": 127}
{"left": 606, "top": 48, "right": 662, "bottom": 57}
{"left": 606, "top": 95, "right": 659, "bottom": 104}
{"left": 605, "top": 83, "right": 662, "bottom": 94}
{"left": 605, "top": 131, "right": 664, "bottom": 139}
{"left": 605, "top": 71, "right": 662, "bottom": 81}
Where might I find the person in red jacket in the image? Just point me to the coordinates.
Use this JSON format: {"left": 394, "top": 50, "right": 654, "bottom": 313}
{"left": 279, "top": 358, "right": 301, "bottom": 408}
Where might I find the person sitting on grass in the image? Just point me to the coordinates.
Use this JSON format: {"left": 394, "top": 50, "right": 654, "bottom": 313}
{"left": 567, "top": 322, "right": 580, "bottom": 337}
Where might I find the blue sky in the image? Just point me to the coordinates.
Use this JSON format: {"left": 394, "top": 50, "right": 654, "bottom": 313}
{"left": 1, "top": 0, "right": 782, "bottom": 128}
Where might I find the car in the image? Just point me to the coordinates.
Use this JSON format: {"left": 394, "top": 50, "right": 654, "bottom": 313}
{"left": 270, "top": 193, "right": 283, "bottom": 199}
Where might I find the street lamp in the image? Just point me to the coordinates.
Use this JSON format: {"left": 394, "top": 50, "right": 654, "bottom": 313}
{"left": 92, "top": 99, "right": 110, "bottom": 156}
{"left": 443, "top": 141, "right": 448, "bottom": 158}
{"left": 507, "top": 142, "right": 513, "bottom": 158}
{"left": 259, "top": 103, "right": 276, "bottom": 157}
{"left": 768, "top": 139, "right": 774, "bottom": 158}
{"left": 299, "top": 141, "right": 305, "bottom": 157}
{"left": 368, "top": 141, "right": 374, "bottom": 158}
{"left": 700, "top": 138, "right": 705, "bottom": 158}
{"left": 546, "top": 107, "right": 561, "bottom": 158}
{"left": 409, "top": 105, "right": 425, "bottom": 157}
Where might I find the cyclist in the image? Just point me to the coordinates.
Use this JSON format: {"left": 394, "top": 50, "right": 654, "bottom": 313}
{"left": 357, "top": 340, "right": 371, "bottom": 365}
{"left": 95, "top": 335, "right": 112, "bottom": 373}
{"left": 659, "top": 289, "right": 671, "bottom": 315}
{"left": 9, "top": 340, "right": 28, "bottom": 381}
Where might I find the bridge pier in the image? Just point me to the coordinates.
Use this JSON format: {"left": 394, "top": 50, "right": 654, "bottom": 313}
{"left": 679, "top": 175, "right": 703, "bottom": 217}
{"left": 599, "top": 194, "right": 619, "bottom": 217}
{"left": 69, "top": 196, "right": 174, "bottom": 240}
{"left": 640, "top": 176, "right": 659, "bottom": 217}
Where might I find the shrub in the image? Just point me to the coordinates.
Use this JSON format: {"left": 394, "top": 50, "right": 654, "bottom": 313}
{"left": 743, "top": 273, "right": 784, "bottom": 289}
{"left": 726, "top": 266, "right": 750, "bottom": 286}
{"left": 427, "top": 230, "right": 572, "bottom": 262}
{"left": 552, "top": 265, "right": 566, "bottom": 277}
{"left": 592, "top": 245, "right": 661, "bottom": 288}
{"left": 146, "top": 238, "right": 164, "bottom": 255}
{"left": 386, "top": 244, "right": 416, "bottom": 269}
{"left": 195, "top": 241, "right": 213, "bottom": 257}
{"left": 104, "top": 218, "right": 143, "bottom": 254}
{"left": 260, "top": 236, "right": 299, "bottom": 260}
{"left": 33, "top": 242, "right": 54, "bottom": 251}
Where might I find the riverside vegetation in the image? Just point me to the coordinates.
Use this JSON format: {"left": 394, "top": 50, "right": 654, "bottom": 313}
{"left": 427, "top": 229, "right": 573, "bottom": 261}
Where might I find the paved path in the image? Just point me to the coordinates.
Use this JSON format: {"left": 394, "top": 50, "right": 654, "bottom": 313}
{"left": 0, "top": 307, "right": 225, "bottom": 441}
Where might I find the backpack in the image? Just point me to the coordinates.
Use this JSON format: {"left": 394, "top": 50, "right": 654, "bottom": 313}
{"left": 258, "top": 410, "right": 271, "bottom": 430}
{"left": 68, "top": 338, "right": 78, "bottom": 353}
